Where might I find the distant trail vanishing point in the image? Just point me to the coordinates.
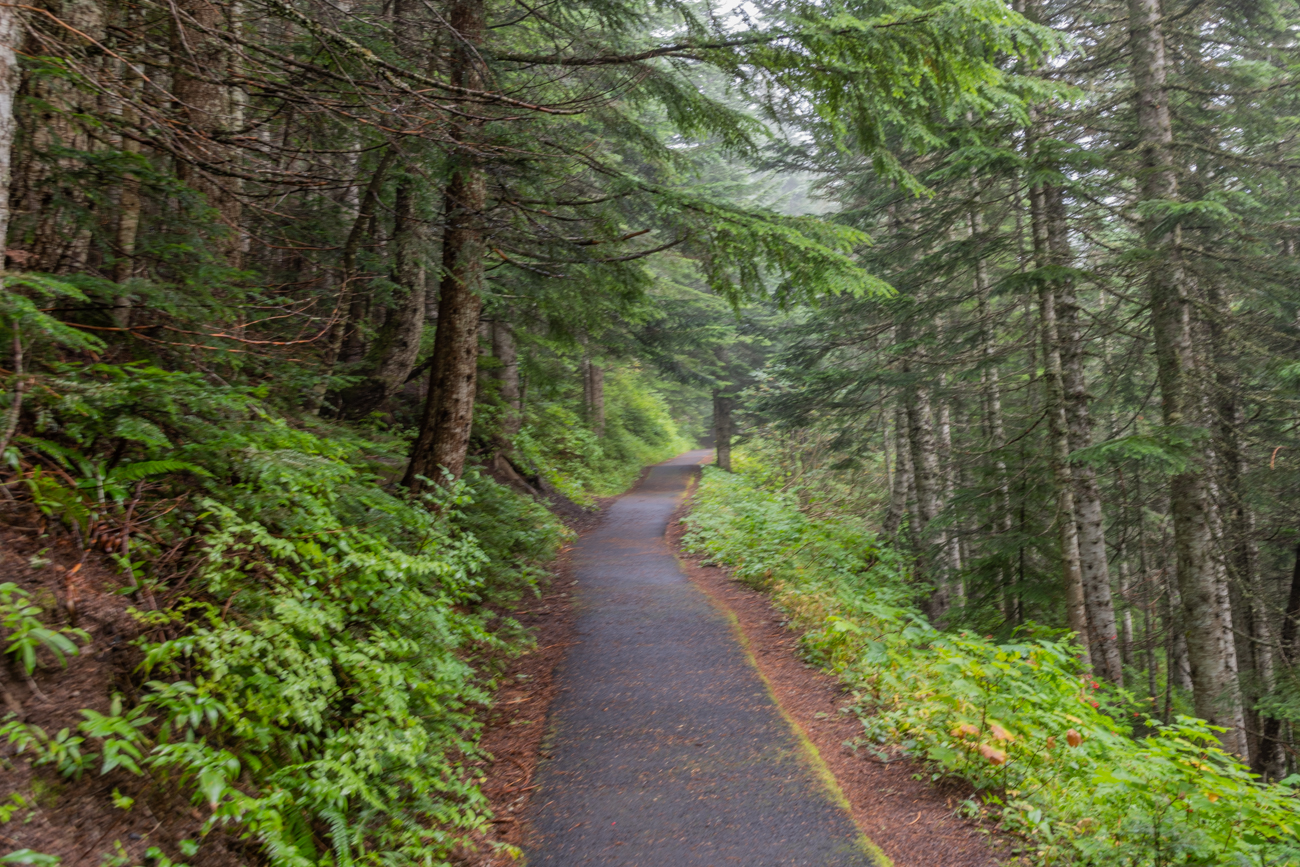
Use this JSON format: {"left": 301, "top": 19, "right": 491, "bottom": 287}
{"left": 525, "top": 450, "right": 884, "bottom": 867}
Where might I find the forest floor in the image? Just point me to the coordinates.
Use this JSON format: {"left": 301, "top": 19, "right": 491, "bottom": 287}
{"left": 468, "top": 451, "right": 1010, "bottom": 867}
{"left": 0, "top": 453, "right": 1009, "bottom": 866}
{"left": 0, "top": 523, "right": 253, "bottom": 865}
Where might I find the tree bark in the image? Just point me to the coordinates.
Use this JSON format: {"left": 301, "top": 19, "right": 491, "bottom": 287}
{"left": 491, "top": 319, "right": 522, "bottom": 436}
{"left": 1257, "top": 546, "right": 1298, "bottom": 777}
{"left": 171, "top": 0, "right": 242, "bottom": 264}
{"left": 113, "top": 167, "right": 141, "bottom": 287}
{"left": 1045, "top": 184, "right": 1123, "bottom": 684}
{"left": 935, "top": 368, "right": 964, "bottom": 594}
{"left": 1118, "top": 557, "right": 1134, "bottom": 666}
{"left": 403, "top": 0, "right": 488, "bottom": 487}
{"left": 972, "top": 206, "right": 1015, "bottom": 616}
{"left": 583, "top": 357, "right": 605, "bottom": 437}
{"left": 111, "top": 89, "right": 142, "bottom": 324}
{"left": 0, "top": 4, "right": 19, "bottom": 256}
{"left": 1206, "top": 279, "right": 1266, "bottom": 766}
{"left": 903, "top": 364, "right": 950, "bottom": 623}
{"left": 16, "top": 0, "right": 103, "bottom": 273}
{"left": 1128, "top": 0, "right": 1245, "bottom": 753}
{"left": 884, "top": 404, "right": 912, "bottom": 537}
{"left": 403, "top": 166, "right": 486, "bottom": 486}
{"left": 713, "top": 389, "right": 733, "bottom": 471}
{"left": 1031, "top": 181, "right": 1092, "bottom": 670}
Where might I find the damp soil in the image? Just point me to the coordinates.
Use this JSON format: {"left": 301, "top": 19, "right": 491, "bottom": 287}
{"left": 0, "top": 520, "right": 251, "bottom": 867}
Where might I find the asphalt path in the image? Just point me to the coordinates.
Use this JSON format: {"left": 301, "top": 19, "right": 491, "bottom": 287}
{"left": 525, "top": 451, "right": 882, "bottom": 867}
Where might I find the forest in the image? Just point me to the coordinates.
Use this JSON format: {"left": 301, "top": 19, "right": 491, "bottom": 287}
{"left": 0, "top": 0, "right": 1298, "bottom": 862}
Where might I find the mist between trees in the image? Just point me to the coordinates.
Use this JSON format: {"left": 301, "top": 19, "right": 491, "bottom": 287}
{"left": 742, "top": 0, "right": 1300, "bottom": 783}
{"left": 0, "top": 0, "right": 1297, "bottom": 859}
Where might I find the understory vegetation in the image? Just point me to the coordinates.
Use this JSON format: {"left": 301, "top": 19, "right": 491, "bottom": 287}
{"left": 0, "top": 355, "right": 571, "bottom": 864}
{"left": 516, "top": 368, "right": 692, "bottom": 504}
{"left": 684, "top": 456, "right": 1300, "bottom": 866}
{"left": 0, "top": 289, "right": 689, "bottom": 864}
{"left": 2, "top": 0, "right": 1300, "bottom": 857}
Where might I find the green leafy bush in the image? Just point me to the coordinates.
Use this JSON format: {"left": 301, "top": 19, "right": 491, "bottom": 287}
{"left": 2, "top": 361, "right": 565, "bottom": 866}
{"left": 0, "top": 582, "right": 89, "bottom": 675}
{"left": 683, "top": 466, "right": 1300, "bottom": 866}
{"left": 516, "top": 366, "right": 690, "bottom": 502}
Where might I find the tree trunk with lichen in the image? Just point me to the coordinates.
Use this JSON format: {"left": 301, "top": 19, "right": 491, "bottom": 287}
{"left": 0, "top": 5, "right": 22, "bottom": 260}
{"left": 713, "top": 389, "right": 733, "bottom": 471}
{"left": 903, "top": 360, "right": 950, "bottom": 623}
{"left": 1043, "top": 184, "right": 1123, "bottom": 685}
{"left": 402, "top": 0, "right": 488, "bottom": 487}
{"left": 492, "top": 320, "right": 522, "bottom": 436}
{"left": 1128, "top": 0, "right": 1244, "bottom": 754}
{"left": 1031, "top": 180, "right": 1093, "bottom": 672}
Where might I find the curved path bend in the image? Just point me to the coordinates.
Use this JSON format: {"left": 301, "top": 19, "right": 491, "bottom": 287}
{"left": 526, "top": 452, "right": 884, "bottom": 867}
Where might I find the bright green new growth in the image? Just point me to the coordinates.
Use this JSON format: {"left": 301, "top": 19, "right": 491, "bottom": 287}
{"left": 684, "top": 462, "right": 1300, "bottom": 866}
{"left": 1, "top": 363, "right": 566, "bottom": 865}
{"left": 517, "top": 367, "right": 692, "bottom": 502}
{"left": 0, "top": 583, "right": 89, "bottom": 675}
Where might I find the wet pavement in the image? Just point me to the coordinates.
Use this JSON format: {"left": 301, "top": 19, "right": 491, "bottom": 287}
{"left": 525, "top": 451, "right": 881, "bottom": 867}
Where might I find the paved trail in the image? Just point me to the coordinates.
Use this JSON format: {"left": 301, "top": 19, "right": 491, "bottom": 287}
{"left": 526, "top": 452, "right": 881, "bottom": 867}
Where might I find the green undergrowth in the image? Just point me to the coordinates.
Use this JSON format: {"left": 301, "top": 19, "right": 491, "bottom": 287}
{"left": 682, "top": 462, "right": 1300, "bottom": 866}
{"left": 515, "top": 366, "right": 690, "bottom": 503}
{"left": 0, "top": 359, "right": 566, "bottom": 865}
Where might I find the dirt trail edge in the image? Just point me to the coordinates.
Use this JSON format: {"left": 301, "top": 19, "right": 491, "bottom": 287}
{"left": 522, "top": 451, "right": 886, "bottom": 867}
{"left": 666, "top": 479, "right": 1008, "bottom": 867}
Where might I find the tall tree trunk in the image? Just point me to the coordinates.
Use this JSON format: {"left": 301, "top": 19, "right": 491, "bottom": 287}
{"left": 583, "top": 357, "right": 605, "bottom": 437}
{"left": 113, "top": 164, "right": 141, "bottom": 287}
{"left": 1260, "top": 546, "right": 1300, "bottom": 776}
{"left": 403, "top": 165, "right": 486, "bottom": 486}
{"left": 884, "top": 403, "right": 912, "bottom": 537}
{"left": 1206, "top": 280, "right": 1266, "bottom": 766}
{"left": 713, "top": 389, "right": 733, "bottom": 471}
{"left": 109, "top": 57, "right": 143, "bottom": 325}
{"left": 403, "top": 0, "right": 487, "bottom": 487}
{"left": 1118, "top": 557, "right": 1134, "bottom": 666}
{"left": 171, "top": 0, "right": 242, "bottom": 264}
{"left": 341, "top": 294, "right": 373, "bottom": 365}
{"left": 339, "top": 178, "right": 428, "bottom": 418}
{"left": 936, "top": 368, "right": 964, "bottom": 596}
{"left": 491, "top": 319, "right": 522, "bottom": 436}
{"left": 1138, "top": 499, "right": 1159, "bottom": 705}
{"left": 972, "top": 207, "right": 1015, "bottom": 616}
{"left": 904, "top": 363, "right": 950, "bottom": 623}
{"left": 1045, "top": 184, "right": 1123, "bottom": 684}
{"left": 0, "top": 4, "right": 19, "bottom": 256}
{"left": 1031, "top": 181, "right": 1092, "bottom": 670}
{"left": 1128, "top": 0, "right": 1245, "bottom": 753}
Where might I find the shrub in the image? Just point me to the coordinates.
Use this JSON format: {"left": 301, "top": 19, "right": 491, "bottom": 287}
{"left": 516, "top": 366, "right": 690, "bottom": 503}
{"left": 2, "top": 361, "right": 565, "bottom": 866}
{"left": 683, "top": 466, "right": 1300, "bottom": 866}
